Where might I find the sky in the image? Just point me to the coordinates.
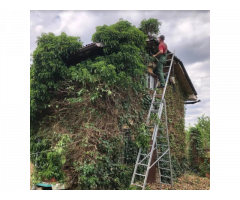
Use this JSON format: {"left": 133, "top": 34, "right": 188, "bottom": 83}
{"left": 30, "top": 10, "right": 210, "bottom": 127}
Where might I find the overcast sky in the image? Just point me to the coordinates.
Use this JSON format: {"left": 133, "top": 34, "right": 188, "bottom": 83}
{"left": 30, "top": 10, "right": 210, "bottom": 127}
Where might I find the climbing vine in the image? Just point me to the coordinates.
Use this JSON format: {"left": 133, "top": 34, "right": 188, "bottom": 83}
{"left": 188, "top": 127, "right": 203, "bottom": 170}
{"left": 164, "top": 75, "right": 189, "bottom": 178}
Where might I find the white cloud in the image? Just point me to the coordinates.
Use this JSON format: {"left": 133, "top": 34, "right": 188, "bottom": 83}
{"left": 35, "top": 25, "right": 43, "bottom": 33}
{"left": 185, "top": 60, "right": 210, "bottom": 126}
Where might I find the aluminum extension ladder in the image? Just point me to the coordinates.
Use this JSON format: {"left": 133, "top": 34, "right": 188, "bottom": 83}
{"left": 130, "top": 50, "right": 175, "bottom": 190}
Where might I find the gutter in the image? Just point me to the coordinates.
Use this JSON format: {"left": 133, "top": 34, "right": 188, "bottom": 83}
{"left": 184, "top": 100, "right": 201, "bottom": 104}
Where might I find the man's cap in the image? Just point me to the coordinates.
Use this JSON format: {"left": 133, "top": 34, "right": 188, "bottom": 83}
{"left": 158, "top": 35, "right": 165, "bottom": 40}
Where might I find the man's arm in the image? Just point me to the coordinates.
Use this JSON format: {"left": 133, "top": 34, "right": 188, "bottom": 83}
{"left": 153, "top": 49, "right": 163, "bottom": 57}
{"left": 153, "top": 44, "right": 164, "bottom": 57}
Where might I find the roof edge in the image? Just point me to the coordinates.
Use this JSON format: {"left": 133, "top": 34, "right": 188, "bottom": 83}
{"left": 168, "top": 50, "right": 198, "bottom": 96}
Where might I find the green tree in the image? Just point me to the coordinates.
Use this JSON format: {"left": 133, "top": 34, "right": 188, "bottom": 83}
{"left": 139, "top": 18, "right": 161, "bottom": 40}
{"left": 188, "top": 127, "right": 203, "bottom": 169}
{"left": 92, "top": 19, "right": 147, "bottom": 76}
{"left": 186, "top": 115, "right": 210, "bottom": 176}
{"left": 196, "top": 114, "right": 210, "bottom": 149}
{"left": 30, "top": 32, "right": 83, "bottom": 123}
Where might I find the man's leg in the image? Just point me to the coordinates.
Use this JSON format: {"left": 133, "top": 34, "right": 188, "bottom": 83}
{"left": 155, "top": 61, "right": 165, "bottom": 87}
{"left": 153, "top": 62, "right": 161, "bottom": 85}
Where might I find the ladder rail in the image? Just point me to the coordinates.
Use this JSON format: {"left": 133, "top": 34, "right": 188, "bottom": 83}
{"left": 131, "top": 148, "right": 142, "bottom": 185}
{"left": 149, "top": 149, "right": 169, "bottom": 169}
{"left": 146, "top": 80, "right": 159, "bottom": 125}
{"left": 160, "top": 50, "right": 175, "bottom": 103}
{"left": 155, "top": 141, "right": 162, "bottom": 189}
{"left": 138, "top": 147, "right": 156, "bottom": 164}
{"left": 142, "top": 125, "right": 159, "bottom": 190}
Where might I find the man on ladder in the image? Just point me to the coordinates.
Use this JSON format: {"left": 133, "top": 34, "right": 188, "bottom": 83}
{"left": 153, "top": 35, "right": 168, "bottom": 88}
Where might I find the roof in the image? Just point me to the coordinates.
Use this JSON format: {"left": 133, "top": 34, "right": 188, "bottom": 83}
{"left": 66, "top": 42, "right": 104, "bottom": 65}
{"left": 168, "top": 50, "right": 198, "bottom": 96}
{"left": 78, "top": 42, "right": 104, "bottom": 52}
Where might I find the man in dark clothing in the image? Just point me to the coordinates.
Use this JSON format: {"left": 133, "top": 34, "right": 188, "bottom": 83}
{"left": 153, "top": 35, "right": 168, "bottom": 88}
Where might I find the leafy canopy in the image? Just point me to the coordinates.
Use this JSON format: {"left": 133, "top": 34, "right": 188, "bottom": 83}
{"left": 92, "top": 19, "right": 147, "bottom": 76}
{"left": 30, "top": 32, "right": 83, "bottom": 121}
{"left": 139, "top": 18, "right": 161, "bottom": 39}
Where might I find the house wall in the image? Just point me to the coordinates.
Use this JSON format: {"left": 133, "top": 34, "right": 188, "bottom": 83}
{"left": 164, "top": 72, "right": 188, "bottom": 177}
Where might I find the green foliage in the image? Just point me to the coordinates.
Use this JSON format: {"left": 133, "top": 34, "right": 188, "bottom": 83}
{"left": 195, "top": 114, "right": 210, "bottom": 149}
{"left": 30, "top": 32, "right": 83, "bottom": 122}
{"left": 74, "top": 135, "right": 133, "bottom": 190}
{"left": 164, "top": 76, "right": 188, "bottom": 177}
{"left": 92, "top": 19, "right": 147, "bottom": 77}
{"left": 150, "top": 113, "right": 161, "bottom": 125}
{"left": 186, "top": 114, "right": 210, "bottom": 176}
{"left": 30, "top": 134, "right": 71, "bottom": 184}
{"left": 200, "top": 158, "right": 210, "bottom": 175}
{"left": 139, "top": 18, "right": 161, "bottom": 39}
{"left": 136, "top": 123, "right": 151, "bottom": 148}
{"left": 142, "top": 94, "right": 152, "bottom": 110}
{"left": 186, "top": 115, "right": 210, "bottom": 151}
{"left": 188, "top": 127, "right": 203, "bottom": 169}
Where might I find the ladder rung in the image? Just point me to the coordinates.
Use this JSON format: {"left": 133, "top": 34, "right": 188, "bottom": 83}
{"left": 161, "top": 175, "right": 171, "bottom": 179}
{"left": 151, "top": 109, "right": 158, "bottom": 113}
{"left": 160, "top": 168, "right": 170, "bottom": 171}
{"left": 166, "top": 59, "right": 172, "bottom": 61}
{"left": 135, "top": 173, "right": 146, "bottom": 177}
{"left": 160, "top": 182, "right": 172, "bottom": 186}
{"left": 167, "top": 53, "right": 173, "bottom": 55}
{"left": 163, "top": 66, "right": 170, "bottom": 68}
{"left": 152, "top": 102, "right": 161, "bottom": 105}
{"left": 137, "top": 163, "right": 148, "bottom": 167}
